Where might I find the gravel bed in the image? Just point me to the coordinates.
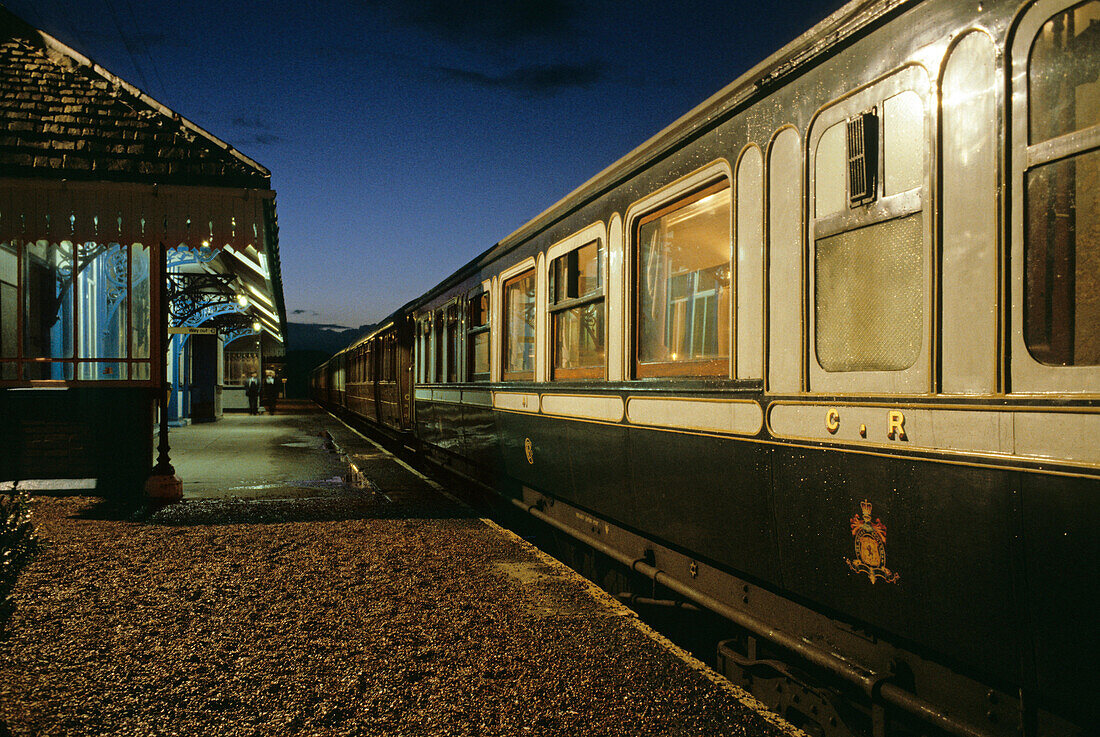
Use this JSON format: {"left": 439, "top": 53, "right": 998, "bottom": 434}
{"left": 1, "top": 487, "right": 792, "bottom": 736}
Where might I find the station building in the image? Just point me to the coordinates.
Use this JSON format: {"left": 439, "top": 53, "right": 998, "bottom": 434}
{"left": 0, "top": 8, "right": 287, "bottom": 496}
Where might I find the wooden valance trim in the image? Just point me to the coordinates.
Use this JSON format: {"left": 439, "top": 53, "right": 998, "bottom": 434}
{"left": 0, "top": 179, "right": 274, "bottom": 251}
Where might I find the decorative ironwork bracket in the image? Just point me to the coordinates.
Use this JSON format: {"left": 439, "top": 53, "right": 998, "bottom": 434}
{"left": 165, "top": 273, "right": 241, "bottom": 326}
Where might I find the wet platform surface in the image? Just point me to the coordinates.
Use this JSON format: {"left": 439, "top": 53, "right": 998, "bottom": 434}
{"left": 1, "top": 402, "right": 799, "bottom": 736}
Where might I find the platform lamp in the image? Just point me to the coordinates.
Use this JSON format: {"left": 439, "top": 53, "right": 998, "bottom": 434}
{"left": 146, "top": 242, "right": 182, "bottom": 503}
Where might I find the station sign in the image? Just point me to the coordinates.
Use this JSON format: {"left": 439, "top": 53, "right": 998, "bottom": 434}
{"left": 168, "top": 327, "right": 217, "bottom": 335}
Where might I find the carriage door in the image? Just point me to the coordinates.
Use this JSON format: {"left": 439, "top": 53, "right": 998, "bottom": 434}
{"left": 806, "top": 65, "right": 932, "bottom": 397}
{"left": 1010, "top": 0, "right": 1100, "bottom": 394}
{"left": 1009, "top": 3, "right": 1100, "bottom": 726}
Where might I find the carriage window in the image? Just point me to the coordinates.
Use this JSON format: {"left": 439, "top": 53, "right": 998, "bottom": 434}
{"left": 503, "top": 269, "right": 536, "bottom": 380}
{"left": 816, "top": 214, "right": 923, "bottom": 371}
{"left": 883, "top": 91, "right": 924, "bottom": 195}
{"left": 550, "top": 240, "right": 604, "bottom": 379}
{"left": 416, "top": 319, "right": 429, "bottom": 383}
{"left": 446, "top": 303, "right": 460, "bottom": 382}
{"left": 1029, "top": 1, "right": 1100, "bottom": 144}
{"left": 433, "top": 312, "right": 443, "bottom": 383}
{"left": 815, "top": 123, "right": 847, "bottom": 218}
{"left": 467, "top": 289, "right": 490, "bottom": 381}
{"left": 812, "top": 78, "right": 927, "bottom": 376}
{"left": 1024, "top": 0, "right": 1100, "bottom": 366}
{"left": 635, "top": 182, "right": 731, "bottom": 378}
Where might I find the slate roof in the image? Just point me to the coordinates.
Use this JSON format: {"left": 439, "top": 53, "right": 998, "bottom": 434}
{"left": 0, "top": 7, "right": 270, "bottom": 189}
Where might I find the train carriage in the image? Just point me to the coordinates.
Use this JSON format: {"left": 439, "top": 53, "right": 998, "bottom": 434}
{"left": 312, "top": 1, "right": 1100, "bottom": 735}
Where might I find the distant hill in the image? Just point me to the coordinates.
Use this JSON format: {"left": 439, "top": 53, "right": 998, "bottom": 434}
{"left": 286, "top": 322, "right": 376, "bottom": 356}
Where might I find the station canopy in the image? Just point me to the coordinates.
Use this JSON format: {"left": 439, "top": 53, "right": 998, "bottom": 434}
{"left": 0, "top": 6, "right": 287, "bottom": 352}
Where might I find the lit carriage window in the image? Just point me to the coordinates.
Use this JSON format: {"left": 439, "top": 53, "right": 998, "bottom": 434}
{"left": 503, "top": 268, "right": 536, "bottom": 381}
{"left": 416, "top": 320, "right": 428, "bottom": 383}
{"left": 446, "top": 303, "right": 460, "bottom": 383}
{"left": 549, "top": 240, "right": 604, "bottom": 380}
{"left": 1024, "top": 0, "right": 1100, "bottom": 366}
{"left": 635, "top": 182, "right": 731, "bottom": 378}
{"left": 467, "top": 289, "right": 490, "bottom": 381}
{"left": 433, "top": 312, "right": 443, "bottom": 383}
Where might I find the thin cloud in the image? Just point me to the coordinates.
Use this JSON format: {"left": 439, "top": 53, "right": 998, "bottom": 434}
{"left": 232, "top": 116, "right": 272, "bottom": 130}
{"left": 437, "top": 61, "right": 603, "bottom": 96}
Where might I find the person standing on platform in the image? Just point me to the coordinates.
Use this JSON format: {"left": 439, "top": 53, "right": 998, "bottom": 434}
{"left": 245, "top": 372, "right": 260, "bottom": 415}
{"left": 262, "top": 370, "right": 278, "bottom": 416}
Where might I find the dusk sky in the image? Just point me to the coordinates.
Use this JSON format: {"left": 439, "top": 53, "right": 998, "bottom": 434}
{"left": 5, "top": 0, "right": 848, "bottom": 330}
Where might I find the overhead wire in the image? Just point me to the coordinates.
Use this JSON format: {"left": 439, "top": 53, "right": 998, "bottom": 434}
{"left": 118, "top": 0, "right": 170, "bottom": 101}
{"left": 100, "top": 0, "right": 154, "bottom": 93}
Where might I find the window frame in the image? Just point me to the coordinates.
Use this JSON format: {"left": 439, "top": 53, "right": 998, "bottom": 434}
{"left": 1010, "top": 0, "right": 1100, "bottom": 393}
{"left": 466, "top": 282, "right": 491, "bottom": 382}
{"left": 546, "top": 224, "right": 607, "bottom": 381}
{"left": 499, "top": 259, "right": 537, "bottom": 382}
{"left": 630, "top": 178, "right": 733, "bottom": 379}
{"left": 444, "top": 298, "right": 461, "bottom": 383}
{"left": 0, "top": 238, "right": 158, "bottom": 385}
{"left": 806, "top": 64, "right": 933, "bottom": 395}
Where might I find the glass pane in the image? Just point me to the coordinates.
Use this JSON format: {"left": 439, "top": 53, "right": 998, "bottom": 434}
{"left": 78, "top": 242, "right": 128, "bottom": 361}
{"left": 468, "top": 291, "right": 489, "bottom": 327}
{"left": 131, "top": 243, "right": 151, "bottom": 359}
{"left": 883, "top": 90, "right": 925, "bottom": 195}
{"left": 447, "top": 311, "right": 459, "bottom": 383}
{"left": 434, "top": 318, "right": 443, "bottom": 382}
{"left": 504, "top": 270, "right": 536, "bottom": 377}
{"left": 638, "top": 187, "right": 731, "bottom": 368}
{"left": 554, "top": 300, "right": 605, "bottom": 372}
{"left": 1025, "top": 149, "right": 1100, "bottom": 365}
{"left": 131, "top": 362, "right": 150, "bottom": 380}
{"left": 552, "top": 241, "right": 602, "bottom": 303}
{"left": 1029, "top": 0, "right": 1100, "bottom": 143}
{"left": 78, "top": 361, "right": 125, "bottom": 380}
{"left": 470, "top": 331, "right": 490, "bottom": 377}
{"left": 815, "top": 213, "right": 924, "bottom": 372}
{"left": 24, "top": 361, "right": 73, "bottom": 380}
{"left": 815, "top": 122, "right": 848, "bottom": 217}
{"left": 1, "top": 243, "right": 16, "bottom": 360}
{"left": 24, "top": 240, "right": 73, "bottom": 359}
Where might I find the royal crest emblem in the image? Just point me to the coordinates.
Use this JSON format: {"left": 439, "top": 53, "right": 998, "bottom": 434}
{"left": 845, "top": 500, "right": 899, "bottom": 584}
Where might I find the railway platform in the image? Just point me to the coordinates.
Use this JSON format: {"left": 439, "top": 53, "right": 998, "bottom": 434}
{"left": 1, "top": 401, "right": 801, "bottom": 736}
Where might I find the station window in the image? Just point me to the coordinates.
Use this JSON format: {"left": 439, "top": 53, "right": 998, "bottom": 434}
{"left": 549, "top": 240, "right": 604, "bottom": 379}
{"left": 503, "top": 268, "right": 536, "bottom": 381}
{"left": 467, "top": 289, "right": 490, "bottom": 381}
{"left": 635, "top": 182, "right": 732, "bottom": 378}
{"left": 811, "top": 70, "right": 927, "bottom": 381}
{"left": 0, "top": 239, "right": 152, "bottom": 382}
{"left": 1022, "top": 0, "right": 1100, "bottom": 366}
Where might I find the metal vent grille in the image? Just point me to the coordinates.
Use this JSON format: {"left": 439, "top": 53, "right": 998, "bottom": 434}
{"left": 815, "top": 213, "right": 923, "bottom": 372}
{"left": 847, "top": 110, "right": 878, "bottom": 206}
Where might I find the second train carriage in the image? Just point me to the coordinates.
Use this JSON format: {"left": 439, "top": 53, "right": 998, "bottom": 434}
{"left": 311, "top": 1, "right": 1100, "bottom": 735}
